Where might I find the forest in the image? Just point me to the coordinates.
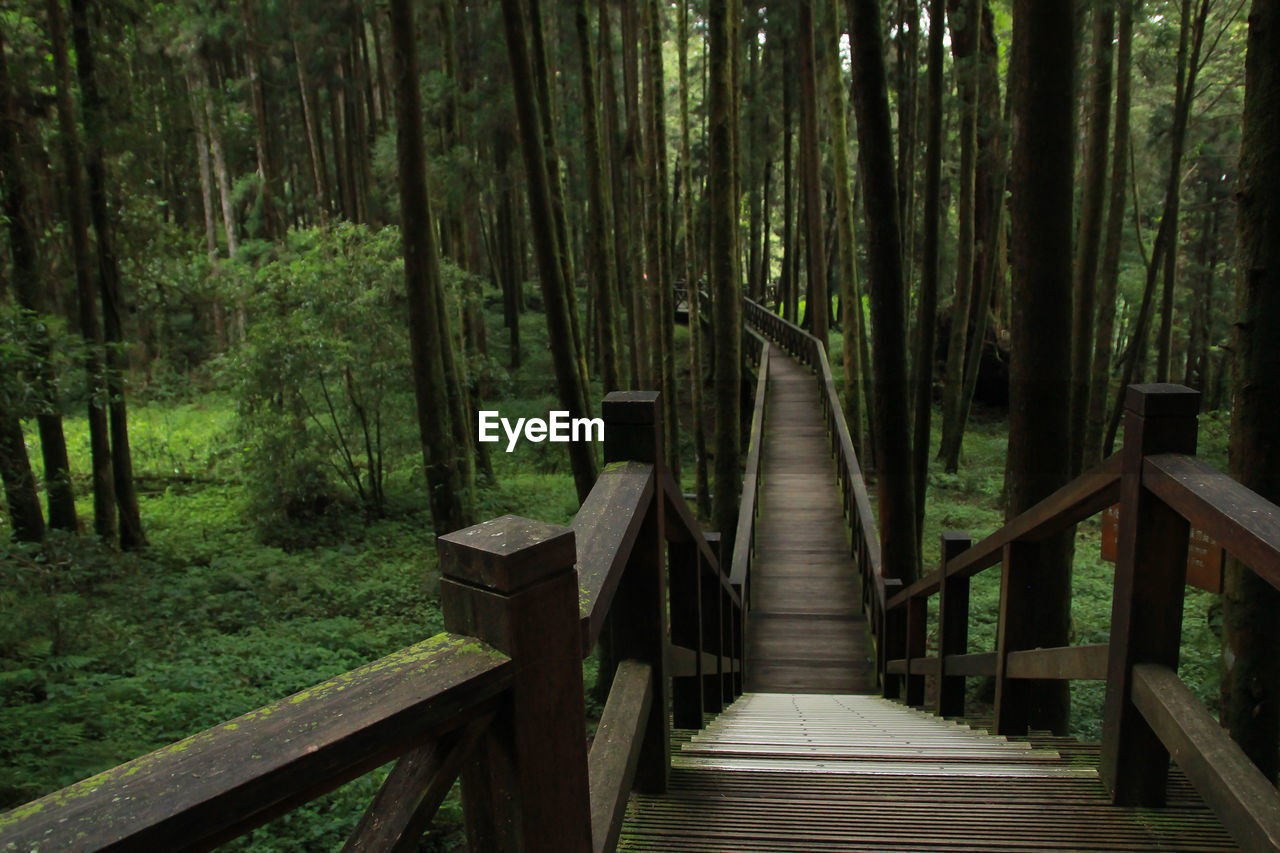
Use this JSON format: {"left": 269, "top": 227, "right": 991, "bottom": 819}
{"left": 1, "top": 0, "right": 1278, "bottom": 848}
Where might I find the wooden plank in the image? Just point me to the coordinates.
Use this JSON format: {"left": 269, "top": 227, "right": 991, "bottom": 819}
{"left": 946, "top": 453, "right": 1121, "bottom": 580}
{"left": 1131, "top": 664, "right": 1280, "bottom": 851}
{"left": 1143, "top": 453, "right": 1280, "bottom": 592}
{"left": 0, "top": 635, "right": 512, "bottom": 851}
{"left": 344, "top": 713, "right": 493, "bottom": 853}
{"left": 589, "top": 660, "right": 654, "bottom": 853}
{"left": 1006, "top": 645, "right": 1108, "bottom": 681}
{"left": 731, "top": 343, "right": 770, "bottom": 587}
{"left": 572, "top": 461, "right": 655, "bottom": 654}
{"left": 938, "top": 533, "right": 973, "bottom": 717}
{"left": 945, "top": 652, "right": 998, "bottom": 677}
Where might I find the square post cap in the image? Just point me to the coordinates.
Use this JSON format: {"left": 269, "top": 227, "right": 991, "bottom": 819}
{"left": 438, "top": 515, "right": 576, "bottom": 594}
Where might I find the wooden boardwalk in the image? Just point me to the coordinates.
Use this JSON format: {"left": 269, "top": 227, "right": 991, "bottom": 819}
{"left": 746, "top": 345, "right": 875, "bottom": 693}
{"left": 620, "top": 694, "right": 1235, "bottom": 851}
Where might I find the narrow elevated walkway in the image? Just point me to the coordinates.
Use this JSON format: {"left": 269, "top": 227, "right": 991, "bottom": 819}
{"left": 620, "top": 694, "right": 1235, "bottom": 851}
{"left": 747, "top": 345, "right": 874, "bottom": 693}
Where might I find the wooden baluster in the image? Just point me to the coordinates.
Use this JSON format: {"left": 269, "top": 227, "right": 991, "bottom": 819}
{"left": 995, "top": 540, "right": 1038, "bottom": 735}
{"left": 670, "top": 538, "right": 703, "bottom": 729}
{"left": 601, "top": 390, "right": 670, "bottom": 794}
{"left": 1101, "top": 384, "right": 1199, "bottom": 805}
{"left": 881, "top": 593, "right": 905, "bottom": 700}
{"left": 905, "top": 594, "right": 927, "bottom": 706}
{"left": 702, "top": 531, "right": 725, "bottom": 713}
{"left": 936, "top": 532, "right": 972, "bottom": 718}
{"left": 439, "top": 516, "right": 592, "bottom": 853}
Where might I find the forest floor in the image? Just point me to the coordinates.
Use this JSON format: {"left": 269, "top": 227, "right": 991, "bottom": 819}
{"left": 1, "top": 299, "right": 1232, "bottom": 851}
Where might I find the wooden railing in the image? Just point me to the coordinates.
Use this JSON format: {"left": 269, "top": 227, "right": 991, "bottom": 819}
{"left": 0, "top": 391, "right": 744, "bottom": 853}
{"left": 879, "top": 383, "right": 1280, "bottom": 850}
{"left": 742, "top": 299, "right": 893, "bottom": 683}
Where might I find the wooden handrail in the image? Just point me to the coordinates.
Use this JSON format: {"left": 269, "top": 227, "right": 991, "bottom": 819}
{"left": 0, "top": 635, "right": 512, "bottom": 851}
{"left": 730, "top": 342, "right": 770, "bottom": 588}
{"left": 1131, "top": 664, "right": 1280, "bottom": 851}
{"left": 588, "top": 660, "right": 654, "bottom": 853}
{"left": 1143, "top": 453, "right": 1280, "bottom": 590}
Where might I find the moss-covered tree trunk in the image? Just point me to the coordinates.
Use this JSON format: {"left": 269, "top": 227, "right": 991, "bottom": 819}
{"left": 846, "top": 0, "right": 919, "bottom": 583}
{"left": 70, "top": 0, "right": 146, "bottom": 550}
{"left": 1003, "top": 0, "right": 1076, "bottom": 735}
{"left": 389, "top": 0, "right": 473, "bottom": 535}
{"left": 1222, "top": 0, "right": 1280, "bottom": 784}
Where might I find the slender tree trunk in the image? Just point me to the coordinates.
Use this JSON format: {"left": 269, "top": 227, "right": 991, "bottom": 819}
{"left": 912, "top": 0, "right": 947, "bottom": 547}
{"left": 1085, "top": 0, "right": 1136, "bottom": 467}
{"left": 938, "top": 0, "right": 981, "bottom": 472}
{"left": 798, "top": 0, "right": 828, "bottom": 349}
{"left": 896, "top": 0, "right": 920, "bottom": 292}
{"left": 288, "top": 0, "right": 328, "bottom": 222}
{"left": 1155, "top": 0, "right": 1212, "bottom": 381}
{"left": 0, "top": 405, "right": 45, "bottom": 543}
{"left": 1068, "top": 0, "right": 1115, "bottom": 476}
{"left": 70, "top": 0, "right": 146, "bottom": 550}
{"left": 500, "top": 0, "right": 598, "bottom": 501}
{"left": 1222, "top": 0, "right": 1280, "bottom": 784}
{"left": 1, "top": 34, "right": 76, "bottom": 533}
{"left": 1004, "top": 0, "right": 1076, "bottom": 734}
{"left": 390, "top": 0, "right": 473, "bottom": 535}
{"left": 239, "top": 0, "right": 282, "bottom": 240}
{"left": 822, "top": 0, "right": 861, "bottom": 454}
{"left": 709, "top": 0, "right": 741, "bottom": 549}
{"left": 47, "top": 0, "right": 114, "bottom": 541}
{"left": 847, "top": 0, "right": 919, "bottom": 583}
{"left": 780, "top": 48, "right": 797, "bottom": 322}
{"left": 599, "top": 0, "right": 636, "bottom": 387}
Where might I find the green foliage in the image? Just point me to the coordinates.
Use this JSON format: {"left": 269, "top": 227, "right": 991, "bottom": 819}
{"left": 0, "top": 304, "right": 83, "bottom": 418}
{"left": 228, "top": 224, "right": 418, "bottom": 537}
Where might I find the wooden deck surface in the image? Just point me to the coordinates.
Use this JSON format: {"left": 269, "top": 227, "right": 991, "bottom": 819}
{"left": 746, "top": 346, "right": 875, "bottom": 694}
{"left": 620, "top": 694, "right": 1235, "bottom": 851}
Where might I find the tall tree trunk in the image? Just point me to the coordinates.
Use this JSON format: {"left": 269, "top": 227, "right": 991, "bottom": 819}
{"left": 780, "top": 44, "right": 797, "bottom": 322}
{"left": 575, "top": 0, "right": 621, "bottom": 395}
{"left": 288, "top": 0, "right": 329, "bottom": 222}
{"left": 938, "top": 0, "right": 981, "bottom": 472}
{"left": 1084, "top": 0, "right": 1136, "bottom": 468}
{"left": 1, "top": 33, "right": 76, "bottom": 533}
{"left": 239, "top": 0, "right": 282, "bottom": 240}
{"left": 822, "top": 0, "right": 862, "bottom": 457}
{"left": 0, "top": 405, "right": 45, "bottom": 543}
{"left": 621, "top": 0, "right": 649, "bottom": 389}
{"left": 599, "top": 0, "right": 636, "bottom": 387}
{"left": 798, "top": 0, "right": 827, "bottom": 348}
{"left": 1068, "top": 0, "right": 1115, "bottom": 477}
{"left": 494, "top": 126, "right": 522, "bottom": 369}
{"left": 709, "top": 0, "right": 741, "bottom": 549}
{"left": 70, "top": 0, "right": 146, "bottom": 550}
{"left": 390, "top": 0, "right": 473, "bottom": 535}
{"left": 1155, "top": 0, "right": 1212, "bottom": 381}
{"left": 47, "top": 0, "right": 114, "bottom": 541}
{"left": 1004, "top": 0, "right": 1076, "bottom": 734}
{"left": 911, "top": 0, "right": 948, "bottom": 547}
{"left": 1222, "top": 0, "right": 1280, "bottom": 784}
{"left": 500, "top": 0, "right": 598, "bottom": 502}
{"left": 679, "top": 0, "right": 710, "bottom": 516}
{"left": 847, "top": 0, "right": 919, "bottom": 583}
{"left": 896, "top": 0, "right": 920, "bottom": 292}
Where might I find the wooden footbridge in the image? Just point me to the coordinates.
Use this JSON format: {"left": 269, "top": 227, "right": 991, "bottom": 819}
{"left": 5, "top": 301, "right": 1280, "bottom": 851}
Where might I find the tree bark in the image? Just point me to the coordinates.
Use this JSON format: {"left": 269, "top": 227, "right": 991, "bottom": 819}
{"left": 912, "top": 0, "right": 948, "bottom": 548}
{"left": 1004, "top": 0, "right": 1076, "bottom": 734}
{"left": 798, "top": 0, "right": 828, "bottom": 348}
{"left": 1222, "top": 0, "right": 1280, "bottom": 784}
{"left": 1084, "top": 0, "right": 1136, "bottom": 468}
{"left": 1, "top": 33, "right": 76, "bottom": 533}
{"left": 238, "top": 0, "right": 282, "bottom": 240}
{"left": 500, "top": 0, "right": 599, "bottom": 502}
{"left": 70, "top": 0, "right": 146, "bottom": 550}
{"left": 389, "top": 0, "right": 474, "bottom": 535}
{"left": 846, "top": 0, "right": 919, "bottom": 583}
{"left": 709, "top": 0, "right": 741, "bottom": 548}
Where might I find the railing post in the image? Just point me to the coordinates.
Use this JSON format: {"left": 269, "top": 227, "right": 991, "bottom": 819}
{"left": 882, "top": 598, "right": 905, "bottom": 700}
{"left": 702, "top": 532, "right": 725, "bottom": 713}
{"left": 1101, "top": 383, "right": 1199, "bottom": 805}
{"left": 439, "top": 516, "right": 591, "bottom": 853}
{"left": 601, "top": 391, "right": 670, "bottom": 794}
{"left": 995, "top": 540, "right": 1038, "bottom": 735}
{"left": 670, "top": 537, "right": 703, "bottom": 729}
{"left": 905, "top": 594, "right": 927, "bottom": 706}
{"left": 936, "top": 532, "right": 972, "bottom": 718}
